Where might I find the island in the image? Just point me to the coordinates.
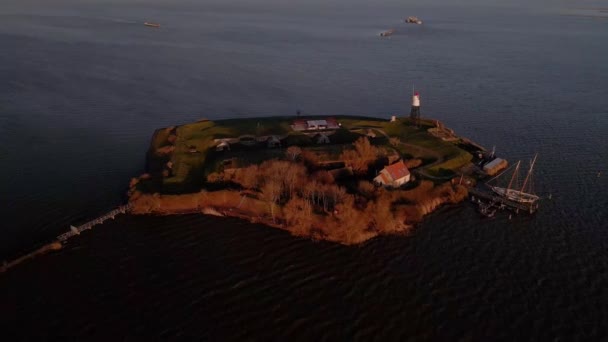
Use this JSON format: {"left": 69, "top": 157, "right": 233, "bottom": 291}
{"left": 128, "top": 115, "right": 497, "bottom": 245}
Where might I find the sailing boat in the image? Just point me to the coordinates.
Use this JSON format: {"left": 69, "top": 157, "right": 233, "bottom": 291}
{"left": 486, "top": 154, "right": 540, "bottom": 204}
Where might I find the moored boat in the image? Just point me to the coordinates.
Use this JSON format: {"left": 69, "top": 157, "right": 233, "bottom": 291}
{"left": 487, "top": 154, "right": 540, "bottom": 205}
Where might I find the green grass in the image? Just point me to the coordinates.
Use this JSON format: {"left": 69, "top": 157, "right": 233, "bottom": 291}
{"left": 427, "top": 151, "right": 473, "bottom": 176}
{"left": 213, "top": 117, "right": 294, "bottom": 137}
{"left": 151, "top": 127, "right": 173, "bottom": 150}
{"left": 147, "top": 115, "right": 476, "bottom": 193}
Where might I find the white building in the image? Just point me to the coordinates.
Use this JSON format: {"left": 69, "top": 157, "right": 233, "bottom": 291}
{"left": 374, "top": 160, "right": 411, "bottom": 187}
{"left": 292, "top": 118, "right": 340, "bottom": 131}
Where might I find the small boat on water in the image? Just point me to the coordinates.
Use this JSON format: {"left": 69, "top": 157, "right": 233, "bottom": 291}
{"left": 380, "top": 28, "right": 396, "bottom": 37}
{"left": 405, "top": 16, "right": 423, "bottom": 24}
{"left": 144, "top": 22, "right": 160, "bottom": 28}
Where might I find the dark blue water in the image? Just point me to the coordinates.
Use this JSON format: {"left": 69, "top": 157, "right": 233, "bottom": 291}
{"left": 1, "top": 0, "right": 607, "bottom": 339}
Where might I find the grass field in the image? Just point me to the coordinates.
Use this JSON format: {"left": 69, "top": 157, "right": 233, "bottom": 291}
{"left": 144, "top": 115, "right": 476, "bottom": 193}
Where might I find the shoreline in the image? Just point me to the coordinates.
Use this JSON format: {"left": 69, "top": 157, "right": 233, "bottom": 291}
{"left": 128, "top": 182, "right": 470, "bottom": 245}
{"left": 2, "top": 115, "right": 487, "bottom": 273}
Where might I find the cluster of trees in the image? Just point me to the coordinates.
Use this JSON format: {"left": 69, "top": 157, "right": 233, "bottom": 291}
{"left": 339, "top": 137, "right": 385, "bottom": 175}
{"left": 213, "top": 159, "right": 347, "bottom": 222}
{"left": 203, "top": 138, "right": 468, "bottom": 244}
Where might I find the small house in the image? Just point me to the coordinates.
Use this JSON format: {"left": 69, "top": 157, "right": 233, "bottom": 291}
{"left": 292, "top": 118, "right": 340, "bottom": 131}
{"left": 483, "top": 158, "right": 508, "bottom": 176}
{"left": 307, "top": 120, "right": 327, "bottom": 130}
{"left": 239, "top": 135, "right": 257, "bottom": 146}
{"left": 374, "top": 160, "right": 411, "bottom": 187}
{"left": 325, "top": 118, "right": 340, "bottom": 129}
{"left": 292, "top": 119, "right": 308, "bottom": 131}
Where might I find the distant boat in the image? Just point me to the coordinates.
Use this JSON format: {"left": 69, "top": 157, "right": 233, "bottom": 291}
{"left": 405, "top": 16, "right": 423, "bottom": 24}
{"left": 486, "top": 154, "right": 540, "bottom": 205}
{"left": 380, "top": 28, "right": 396, "bottom": 37}
{"left": 144, "top": 22, "right": 160, "bottom": 28}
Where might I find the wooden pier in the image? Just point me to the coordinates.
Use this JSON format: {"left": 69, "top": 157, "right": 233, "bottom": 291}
{"left": 57, "top": 204, "right": 131, "bottom": 242}
{"left": 2, "top": 204, "right": 132, "bottom": 274}
{"left": 469, "top": 187, "right": 538, "bottom": 214}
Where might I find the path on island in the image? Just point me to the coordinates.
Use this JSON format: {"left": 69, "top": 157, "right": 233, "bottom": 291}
{"left": 351, "top": 127, "right": 451, "bottom": 180}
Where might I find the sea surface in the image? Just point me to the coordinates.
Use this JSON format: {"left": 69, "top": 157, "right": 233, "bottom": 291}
{"left": 1, "top": 0, "right": 607, "bottom": 339}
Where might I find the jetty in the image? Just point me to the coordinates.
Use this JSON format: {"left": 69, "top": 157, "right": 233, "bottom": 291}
{"left": 57, "top": 204, "right": 131, "bottom": 242}
{"left": 469, "top": 187, "right": 539, "bottom": 214}
{"left": 2, "top": 204, "right": 131, "bottom": 274}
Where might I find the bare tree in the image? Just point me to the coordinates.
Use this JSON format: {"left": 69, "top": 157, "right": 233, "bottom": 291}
{"left": 261, "top": 179, "right": 283, "bottom": 222}
{"left": 340, "top": 137, "right": 379, "bottom": 175}
{"left": 300, "top": 150, "right": 319, "bottom": 169}
{"left": 284, "top": 196, "right": 314, "bottom": 235}
{"left": 234, "top": 165, "right": 260, "bottom": 189}
{"left": 285, "top": 163, "right": 307, "bottom": 198}
{"left": 286, "top": 146, "right": 302, "bottom": 161}
{"left": 370, "top": 195, "right": 396, "bottom": 233}
{"left": 206, "top": 172, "right": 223, "bottom": 183}
{"left": 358, "top": 180, "right": 377, "bottom": 199}
{"left": 311, "top": 170, "right": 334, "bottom": 184}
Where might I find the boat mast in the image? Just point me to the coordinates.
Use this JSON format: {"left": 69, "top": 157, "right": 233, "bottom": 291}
{"left": 520, "top": 153, "right": 538, "bottom": 193}
{"left": 506, "top": 161, "right": 521, "bottom": 191}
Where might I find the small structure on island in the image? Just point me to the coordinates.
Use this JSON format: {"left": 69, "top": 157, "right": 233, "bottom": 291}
{"left": 410, "top": 91, "right": 421, "bottom": 126}
{"left": 483, "top": 158, "right": 508, "bottom": 176}
{"left": 267, "top": 135, "right": 281, "bottom": 148}
{"left": 239, "top": 135, "right": 257, "bottom": 146}
{"left": 374, "top": 160, "right": 411, "bottom": 187}
{"left": 292, "top": 118, "right": 340, "bottom": 131}
{"left": 292, "top": 119, "right": 308, "bottom": 131}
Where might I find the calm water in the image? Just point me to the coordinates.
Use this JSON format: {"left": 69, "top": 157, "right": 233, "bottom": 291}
{"left": 1, "top": 0, "right": 607, "bottom": 339}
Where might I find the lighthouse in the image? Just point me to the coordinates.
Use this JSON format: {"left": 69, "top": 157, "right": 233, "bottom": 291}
{"left": 410, "top": 91, "right": 421, "bottom": 126}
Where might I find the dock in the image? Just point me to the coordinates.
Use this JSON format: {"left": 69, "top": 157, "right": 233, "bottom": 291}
{"left": 2, "top": 204, "right": 132, "bottom": 274}
{"left": 469, "top": 187, "right": 539, "bottom": 214}
{"left": 57, "top": 204, "right": 131, "bottom": 242}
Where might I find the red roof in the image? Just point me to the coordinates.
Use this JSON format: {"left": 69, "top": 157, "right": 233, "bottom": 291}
{"left": 326, "top": 118, "right": 339, "bottom": 129}
{"left": 384, "top": 161, "right": 410, "bottom": 181}
{"left": 379, "top": 172, "right": 390, "bottom": 184}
